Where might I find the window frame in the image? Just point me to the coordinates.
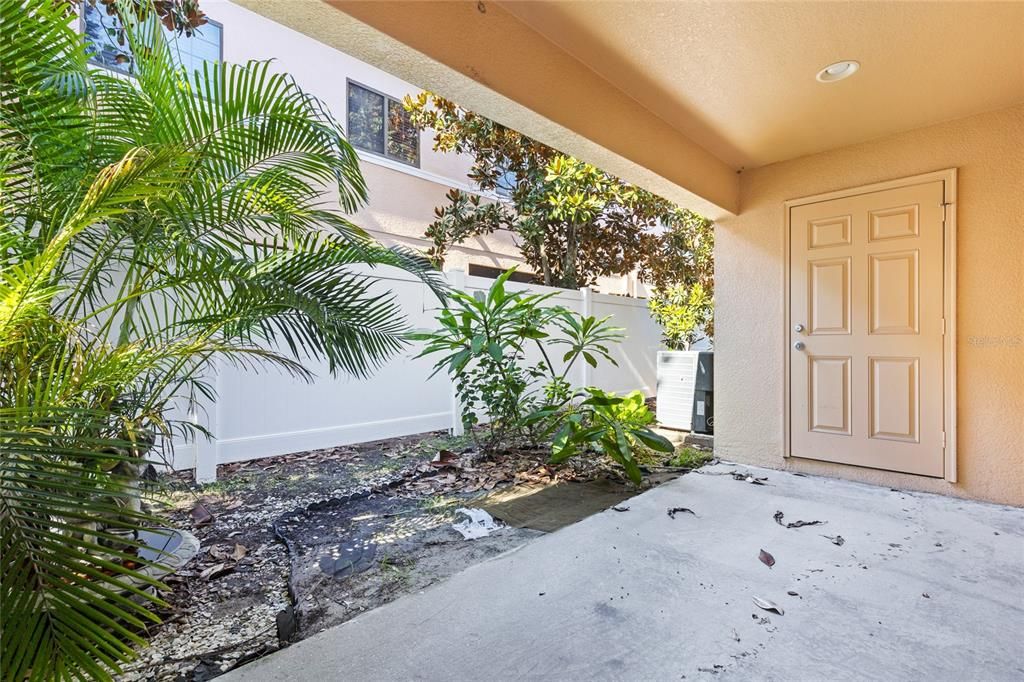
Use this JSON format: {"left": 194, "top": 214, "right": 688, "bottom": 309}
{"left": 79, "top": 4, "right": 224, "bottom": 78}
{"left": 346, "top": 78, "right": 420, "bottom": 169}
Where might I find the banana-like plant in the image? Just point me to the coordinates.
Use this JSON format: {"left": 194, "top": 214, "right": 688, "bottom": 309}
{"left": 0, "top": 1, "right": 444, "bottom": 678}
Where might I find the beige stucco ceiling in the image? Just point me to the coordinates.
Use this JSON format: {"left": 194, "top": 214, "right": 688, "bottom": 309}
{"left": 501, "top": 1, "right": 1024, "bottom": 169}
{"left": 237, "top": 0, "right": 1023, "bottom": 217}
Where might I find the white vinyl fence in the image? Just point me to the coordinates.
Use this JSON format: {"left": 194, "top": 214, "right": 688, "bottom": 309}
{"left": 172, "top": 268, "right": 661, "bottom": 481}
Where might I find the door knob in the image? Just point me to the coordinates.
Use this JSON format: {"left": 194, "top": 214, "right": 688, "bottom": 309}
{"left": 794, "top": 324, "right": 804, "bottom": 333}
{"left": 793, "top": 341, "right": 806, "bottom": 351}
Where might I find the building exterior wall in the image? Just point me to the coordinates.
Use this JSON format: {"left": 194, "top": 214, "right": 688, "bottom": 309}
{"left": 182, "top": 1, "right": 642, "bottom": 295}
{"left": 715, "top": 105, "right": 1024, "bottom": 506}
{"left": 201, "top": 1, "right": 533, "bottom": 274}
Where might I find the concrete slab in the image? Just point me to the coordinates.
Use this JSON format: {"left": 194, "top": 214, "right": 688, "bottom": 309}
{"left": 223, "top": 464, "right": 1024, "bottom": 681}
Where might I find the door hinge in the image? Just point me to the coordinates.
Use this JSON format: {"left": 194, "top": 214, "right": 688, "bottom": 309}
{"left": 941, "top": 317, "right": 946, "bottom": 335}
{"left": 941, "top": 431, "right": 947, "bottom": 449}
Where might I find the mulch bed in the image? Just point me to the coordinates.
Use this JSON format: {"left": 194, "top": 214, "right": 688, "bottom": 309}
{"left": 120, "top": 430, "right": 694, "bottom": 681}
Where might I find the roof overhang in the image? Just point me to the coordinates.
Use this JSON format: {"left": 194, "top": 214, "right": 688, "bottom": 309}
{"left": 236, "top": 1, "right": 1023, "bottom": 220}
{"left": 235, "top": 0, "right": 739, "bottom": 218}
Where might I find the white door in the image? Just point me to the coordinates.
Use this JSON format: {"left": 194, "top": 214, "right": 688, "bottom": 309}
{"left": 789, "top": 180, "right": 946, "bottom": 476}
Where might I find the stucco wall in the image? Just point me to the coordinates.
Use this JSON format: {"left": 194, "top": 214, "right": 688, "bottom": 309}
{"left": 207, "top": 1, "right": 531, "bottom": 273}
{"left": 715, "top": 105, "right": 1024, "bottom": 506}
{"left": 354, "top": 162, "right": 526, "bottom": 272}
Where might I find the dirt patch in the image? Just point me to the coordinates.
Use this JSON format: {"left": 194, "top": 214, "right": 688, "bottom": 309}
{"left": 278, "top": 493, "right": 543, "bottom": 637}
{"left": 479, "top": 479, "right": 638, "bottom": 532}
{"left": 122, "top": 431, "right": 691, "bottom": 680}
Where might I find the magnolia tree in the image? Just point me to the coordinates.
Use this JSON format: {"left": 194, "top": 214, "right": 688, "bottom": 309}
{"left": 404, "top": 92, "right": 714, "bottom": 301}
{"left": 404, "top": 92, "right": 714, "bottom": 347}
{"left": 641, "top": 210, "right": 715, "bottom": 349}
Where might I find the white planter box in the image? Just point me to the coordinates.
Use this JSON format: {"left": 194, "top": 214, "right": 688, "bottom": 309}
{"left": 656, "top": 350, "right": 701, "bottom": 431}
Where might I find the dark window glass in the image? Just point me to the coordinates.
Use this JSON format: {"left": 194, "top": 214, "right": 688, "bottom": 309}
{"left": 347, "top": 83, "right": 385, "bottom": 155}
{"left": 347, "top": 81, "right": 419, "bottom": 167}
{"left": 494, "top": 166, "right": 516, "bottom": 198}
{"left": 468, "top": 264, "right": 535, "bottom": 283}
{"left": 386, "top": 98, "right": 419, "bottom": 166}
{"left": 82, "top": 2, "right": 222, "bottom": 76}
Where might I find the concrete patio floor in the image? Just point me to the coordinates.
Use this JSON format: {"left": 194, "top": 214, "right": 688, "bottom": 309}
{"left": 223, "top": 463, "right": 1024, "bottom": 681}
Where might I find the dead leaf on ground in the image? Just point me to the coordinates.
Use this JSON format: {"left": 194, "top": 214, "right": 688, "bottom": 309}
{"left": 753, "top": 596, "right": 784, "bottom": 615}
{"left": 758, "top": 548, "right": 776, "bottom": 568}
{"left": 611, "top": 506, "right": 630, "bottom": 512}
{"left": 774, "top": 510, "right": 826, "bottom": 529}
{"left": 190, "top": 502, "right": 214, "bottom": 527}
{"left": 430, "top": 449, "right": 460, "bottom": 469}
{"left": 822, "top": 534, "right": 845, "bottom": 546}
{"left": 786, "top": 590, "right": 799, "bottom": 596}
{"left": 667, "top": 507, "right": 696, "bottom": 519}
{"left": 208, "top": 545, "right": 232, "bottom": 561}
{"left": 231, "top": 544, "right": 247, "bottom": 561}
{"left": 199, "top": 562, "right": 232, "bottom": 580}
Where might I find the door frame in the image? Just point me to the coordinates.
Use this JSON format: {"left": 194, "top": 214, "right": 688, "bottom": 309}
{"left": 782, "top": 169, "right": 958, "bottom": 481}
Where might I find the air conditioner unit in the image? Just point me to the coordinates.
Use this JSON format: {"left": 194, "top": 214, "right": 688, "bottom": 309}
{"left": 656, "top": 350, "right": 713, "bottom": 433}
{"left": 656, "top": 351, "right": 699, "bottom": 430}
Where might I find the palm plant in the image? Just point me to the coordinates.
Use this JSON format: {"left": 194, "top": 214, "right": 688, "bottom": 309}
{"left": 1, "top": 1, "right": 443, "bottom": 678}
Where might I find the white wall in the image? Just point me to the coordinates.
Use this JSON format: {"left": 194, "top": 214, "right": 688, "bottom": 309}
{"left": 173, "top": 270, "right": 661, "bottom": 479}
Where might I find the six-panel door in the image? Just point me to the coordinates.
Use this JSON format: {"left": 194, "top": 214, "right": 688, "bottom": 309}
{"left": 789, "top": 181, "right": 945, "bottom": 476}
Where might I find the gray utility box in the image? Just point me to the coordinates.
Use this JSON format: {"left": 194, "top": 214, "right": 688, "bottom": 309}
{"left": 691, "top": 351, "right": 714, "bottom": 435}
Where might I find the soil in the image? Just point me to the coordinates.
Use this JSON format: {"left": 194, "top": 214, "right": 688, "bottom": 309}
{"left": 121, "top": 430, "right": 699, "bottom": 681}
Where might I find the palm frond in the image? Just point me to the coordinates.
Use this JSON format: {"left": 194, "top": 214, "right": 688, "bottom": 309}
{"left": 0, "top": 408, "right": 167, "bottom": 682}
{"left": 1, "top": 2, "right": 447, "bottom": 677}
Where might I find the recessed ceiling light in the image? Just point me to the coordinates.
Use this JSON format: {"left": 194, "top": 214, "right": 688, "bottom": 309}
{"left": 816, "top": 60, "right": 860, "bottom": 83}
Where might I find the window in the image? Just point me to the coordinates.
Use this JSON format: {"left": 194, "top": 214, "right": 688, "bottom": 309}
{"left": 468, "top": 264, "right": 535, "bottom": 283}
{"left": 347, "top": 81, "right": 419, "bottom": 167}
{"left": 82, "top": 2, "right": 222, "bottom": 76}
{"left": 493, "top": 166, "right": 517, "bottom": 199}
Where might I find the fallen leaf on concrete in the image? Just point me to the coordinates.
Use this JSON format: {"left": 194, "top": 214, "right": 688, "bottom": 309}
{"left": 611, "top": 506, "right": 630, "bottom": 512}
{"left": 731, "top": 471, "right": 768, "bottom": 485}
{"left": 758, "top": 548, "right": 776, "bottom": 568}
{"left": 922, "top": 592, "right": 930, "bottom": 599}
{"left": 774, "top": 510, "right": 826, "bottom": 529}
{"left": 667, "top": 507, "right": 696, "bottom": 519}
{"left": 787, "top": 590, "right": 799, "bottom": 596}
{"left": 190, "top": 501, "right": 214, "bottom": 527}
{"left": 822, "top": 534, "right": 845, "bottom": 546}
{"left": 753, "top": 596, "right": 784, "bottom": 615}
{"left": 231, "top": 543, "right": 247, "bottom": 561}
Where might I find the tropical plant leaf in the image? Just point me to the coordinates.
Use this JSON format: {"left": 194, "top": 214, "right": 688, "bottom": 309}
{"left": 1, "top": 1, "right": 447, "bottom": 677}
{"left": 0, "top": 408, "right": 168, "bottom": 682}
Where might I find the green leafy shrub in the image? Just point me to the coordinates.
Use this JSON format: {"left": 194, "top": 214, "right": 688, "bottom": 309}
{"left": 415, "top": 274, "right": 673, "bottom": 482}
{"left": 548, "top": 389, "right": 673, "bottom": 484}
{"left": 648, "top": 282, "right": 713, "bottom": 350}
{"left": 412, "top": 269, "right": 621, "bottom": 450}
